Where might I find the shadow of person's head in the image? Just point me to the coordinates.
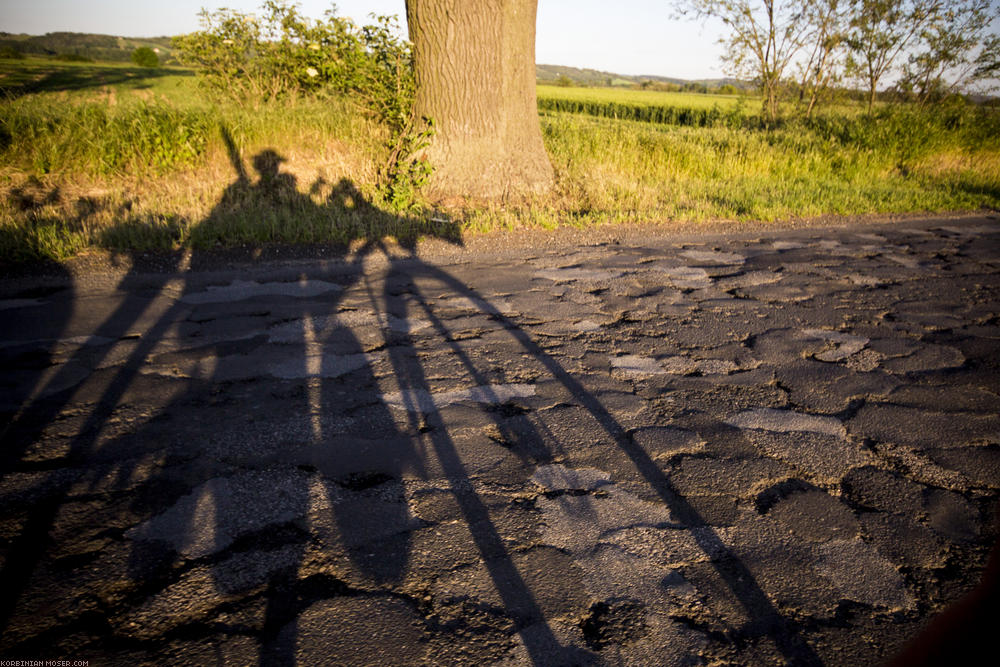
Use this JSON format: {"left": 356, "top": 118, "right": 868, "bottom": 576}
{"left": 252, "top": 149, "right": 287, "bottom": 183}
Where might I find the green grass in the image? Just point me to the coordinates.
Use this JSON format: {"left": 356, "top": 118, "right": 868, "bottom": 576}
{"left": 0, "top": 60, "right": 421, "bottom": 260}
{"left": 530, "top": 108, "right": 1000, "bottom": 224}
{"left": 1, "top": 60, "right": 999, "bottom": 262}
{"left": 0, "top": 57, "right": 194, "bottom": 99}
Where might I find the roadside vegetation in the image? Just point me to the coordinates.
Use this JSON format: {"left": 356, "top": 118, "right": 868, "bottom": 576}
{"left": 2, "top": 0, "right": 999, "bottom": 262}
{"left": 533, "top": 103, "right": 999, "bottom": 230}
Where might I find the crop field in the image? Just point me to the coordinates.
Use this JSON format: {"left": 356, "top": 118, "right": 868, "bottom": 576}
{"left": 536, "top": 84, "right": 753, "bottom": 127}
{"left": 537, "top": 84, "right": 746, "bottom": 110}
{"left": 2, "top": 58, "right": 999, "bottom": 261}
{"left": 534, "top": 83, "right": 878, "bottom": 127}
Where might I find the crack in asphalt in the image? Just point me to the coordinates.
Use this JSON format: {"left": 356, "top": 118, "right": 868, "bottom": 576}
{"left": 2, "top": 217, "right": 999, "bottom": 665}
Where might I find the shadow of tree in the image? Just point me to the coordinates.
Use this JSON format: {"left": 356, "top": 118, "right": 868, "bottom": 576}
{"left": 0, "top": 177, "right": 183, "bottom": 263}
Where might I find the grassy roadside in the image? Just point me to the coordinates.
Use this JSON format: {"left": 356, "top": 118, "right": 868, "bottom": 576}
{"left": 2, "top": 58, "right": 999, "bottom": 262}
{"left": 531, "top": 109, "right": 1000, "bottom": 225}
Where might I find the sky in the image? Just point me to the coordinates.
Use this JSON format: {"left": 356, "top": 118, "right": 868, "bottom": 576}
{"left": 0, "top": 0, "right": 729, "bottom": 80}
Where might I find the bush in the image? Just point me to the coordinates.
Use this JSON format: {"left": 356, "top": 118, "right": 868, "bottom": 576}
{"left": 173, "top": 0, "right": 429, "bottom": 211}
{"left": 170, "top": 1, "right": 415, "bottom": 134}
{"left": 131, "top": 46, "right": 159, "bottom": 68}
{"left": 0, "top": 46, "right": 24, "bottom": 59}
{"left": 173, "top": 1, "right": 386, "bottom": 105}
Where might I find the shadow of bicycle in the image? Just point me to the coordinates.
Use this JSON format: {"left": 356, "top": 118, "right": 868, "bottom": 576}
{"left": 1, "top": 134, "right": 821, "bottom": 666}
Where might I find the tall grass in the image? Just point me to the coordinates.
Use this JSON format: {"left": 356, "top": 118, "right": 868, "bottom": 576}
{"left": 533, "top": 108, "right": 1000, "bottom": 224}
{"left": 0, "top": 67, "right": 403, "bottom": 260}
{"left": 2, "top": 98, "right": 210, "bottom": 174}
{"left": 2, "top": 64, "right": 999, "bottom": 263}
{"left": 0, "top": 94, "right": 375, "bottom": 177}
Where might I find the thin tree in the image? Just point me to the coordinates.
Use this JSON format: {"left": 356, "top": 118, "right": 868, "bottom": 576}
{"left": 405, "top": 0, "right": 554, "bottom": 200}
{"left": 796, "top": 0, "right": 849, "bottom": 118}
{"left": 898, "top": 0, "right": 1000, "bottom": 105}
{"left": 677, "top": 1, "right": 811, "bottom": 125}
{"left": 845, "top": 0, "right": 942, "bottom": 111}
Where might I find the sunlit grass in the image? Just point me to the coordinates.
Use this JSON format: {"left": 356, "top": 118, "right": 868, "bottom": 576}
{"left": 2, "top": 60, "right": 999, "bottom": 262}
{"left": 532, "top": 110, "right": 1000, "bottom": 224}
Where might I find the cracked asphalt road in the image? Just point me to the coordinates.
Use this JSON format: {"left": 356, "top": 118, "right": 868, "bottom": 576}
{"left": 1, "top": 216, "right": 999, "bottom": 665}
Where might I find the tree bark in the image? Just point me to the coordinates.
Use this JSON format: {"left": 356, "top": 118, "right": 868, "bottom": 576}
{"left": 405, "top": 0, "right": 554, "bottom": 200}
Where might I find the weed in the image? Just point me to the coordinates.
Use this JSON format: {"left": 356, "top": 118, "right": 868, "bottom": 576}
{"left": 377, "top": 117, "right": 434, "bottom": 214}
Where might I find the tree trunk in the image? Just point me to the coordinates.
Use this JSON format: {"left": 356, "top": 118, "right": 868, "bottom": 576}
{"left": 867, "top": 69, "right": 878, "bottom": 112}
{"left": 805, "top": 89, "right": 818, "bottom": 119}
{"left": 405, "top": 0, "right": 554, "bottom": 200}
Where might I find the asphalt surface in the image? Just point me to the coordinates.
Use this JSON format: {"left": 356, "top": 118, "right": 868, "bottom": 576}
{"left": 1, "top": 215, "right": 999, "bottom": 665}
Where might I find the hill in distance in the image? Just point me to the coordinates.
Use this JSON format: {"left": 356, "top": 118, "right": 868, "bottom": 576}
{"left": 0, "top": 31, "right": 745, "bottom": 89}
{"left": 536, "top": 63, "right": 749, "bottom": 89}
{"left": 0, "top": 32, "right": 176, "bottom": 64}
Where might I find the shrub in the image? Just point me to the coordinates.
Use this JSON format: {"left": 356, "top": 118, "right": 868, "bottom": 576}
{"left": 174, "top": 1, "right": 357, "bottom": 103}
{"left": 172, "top": 2, "right": 417, "bottom": 125}
{"left": 131, "top": 46, "right": 159, "bottom": 68}
{"left": 173, "top": 0, "right": 429, "bottom": 211}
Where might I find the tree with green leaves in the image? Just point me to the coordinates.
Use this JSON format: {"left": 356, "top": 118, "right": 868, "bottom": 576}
{"left": 795, "top": 0, "right": 849, "bottom": 118}
{"left": 897, "top": 0, "right": 1000, "bottom": 105}
{"left": 131, "top": 46, "right": 159, "bottom": 68}
{"left": 845, "top": 0, "right": 943, "bottom": 111}
{"left": 676, "top": 1, "right": 811, "bottom": 125}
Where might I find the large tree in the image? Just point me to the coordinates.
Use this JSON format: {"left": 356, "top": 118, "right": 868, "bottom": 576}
{"left": 405, "top": 0, "right": 554, "bottom": 200}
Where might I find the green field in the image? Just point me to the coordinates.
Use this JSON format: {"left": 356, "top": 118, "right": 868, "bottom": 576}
{"left": 0, "top": 57, "right": 194, "bottom": 100}
{"left": 537, "top": 84, "right": 747, "bottom": 110}
{"left": 2, "top": 59, "right": 999, "bottom": 261}
{"left": 535, "top": 84, "right": 753, "bottom": 127}
{"left": 533, "top": 110, "right": 999, "bottom": 228}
